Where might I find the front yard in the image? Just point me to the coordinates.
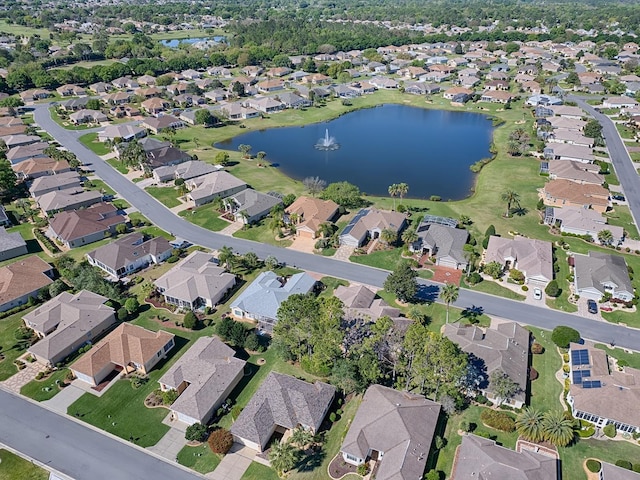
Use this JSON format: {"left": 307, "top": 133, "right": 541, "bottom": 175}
{"left": 20, "top": 369, "right": 71, "bottom": 402}
{"left": 0, "top": 449, "right": 48, "bottom": 480}
{"left": 146, "top": 186, "right": 182, "bottom": 208}
{"left": 179, "top": 205, "right": 231, "bottom": 232}
{"left": 0, "top": 308, "right": 37, "bottom": 381}
{"left": 79, "top": 132, "right": 112, "bottom": 156}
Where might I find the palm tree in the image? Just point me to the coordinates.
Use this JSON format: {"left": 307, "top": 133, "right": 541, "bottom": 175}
{"left": 388, "top": 184, "right": 399, "bottom": 210}
{"left": 269, "top": 441, "right": 298, "bottom": 477}
{"left": 396, "top": 182, "right": 409, "bottom": 202}
{"left": 440, "top": 283, "right": 459, "bottom": 324}
{"left": 380, "top": 228, "right": 398, "bottom": 247}
{"left": 289, "top": 427, "right": 314, "bottom": 449}
{"left": 597, "top": 229, "right": 613, "bottom": 246}
{"left": 218, "top": 246, "right": 235, "bottom": 271}
{"left": 401, "top": 228, "right": 418, "bottom": 247}
{"left": 501, "top": 189, "right": 521, "bottom": 218}
{"left": 516, "top": 407, "right": 545, "bottom": 443}
{"left": 542, "top": 410, "right": 575, "bottom": 447}
{"left": 269, "top": 215, "right": 283, "bottom": 236}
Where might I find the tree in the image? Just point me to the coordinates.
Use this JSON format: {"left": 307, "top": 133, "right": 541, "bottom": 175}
{"left": 119, "top": 140, "right": 146, "bottom": 168}
{"left": 397, "top": 183, "right": 409, "bottom": 201}
{"left": 501, "top": 190, "right": 520, "bottom": 218}
{"left": 380, "top": 228, "right": 397, "bottom": 247}
{"left": 238, "top": 144, "right": 252, "bottom": 158}
{"left": 289, "top": 427, "right": 314, "bottom": 448}
{"left": 256, "top": 151, "right": 266, "bottom": 161}
{"left": 218, "top": 246, "right": 235, "bottom": 270}
{"left": 388, "top": 183, "right": 399, "bottom": 210}
{"left": 264, "top": 255, "right": 279, "bottom": 270}
{"left": 483, "top": 261, "right": 504, "bottom": 279}
{"left": 183, "top": 311, "right": 198, "bottom": 330}
{"left": 545, "top": 279, "right": 560, "bottom": 298}
{"left": 116, "top": 223, "right": 127, "bottom": 235}
{"left": 401, "top": 228, "right": 418, "bottom": 246}
{"left": 0, "top": 159, "right": 16, "bottom": 193}
{"left": 551, "top": 326, "right": 580, "bottom": 348}
{"left": 320, "top": 181, "right": 365, "bottom": 208}
{"left": 185, "top": 423, "right": 207, "bottom": 442}
{"left": 269, "top": 441, "right": 298, "bottom": 476}
{"left": 86, "top": 98, "right": 102, "bottom": 111}
{"left": 516, "top": 407, "right": 545, "bottom": 442}
{"left": 124, "top": 297, "right": 139, "bottom": 315}
{"left": 440, "top": 283, "right": 459, "bottom": 324}
{"left": 330, "top": 358, "right": 361, "bottom": 394}
{"left": 489, "top": 370, "right": 521, "bottom": 405}
{"left": 214, "top": 151, "right": 230, "bottom": 166}
{"left": 208, "top": 429, "right": 233, "bottom": 454}
{"left": 243, "top": 252, "right": 260, "bottom": 270}
{"left": 384, "top": 262, "right": 418, "bottom": 303}
{"left": 48, "top": 279, "right": 68, "bottom": 298}
{"left": 231, "top": 81, "right": 245, "bottom": 97}
{"left": 584, "top": 120, "right": 603, "bottom": 142}
{"left": 303, "top": 176, "right": 326, "bottom": 197}
{"left": 597, "top": 229, "right": 613, "bottom": 246}
{"left": 244, "top": 331, "right": 261, "bottom": 352}
{"left": 194, "top": 109, "right": 215, "bottom": 126}
{"left": 542, "top": 410, "right": 574, "bottom": 447}
{"left": 566, "top": 72, "right": 580, "bottom": 86}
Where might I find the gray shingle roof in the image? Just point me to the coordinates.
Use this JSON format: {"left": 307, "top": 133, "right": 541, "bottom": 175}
{"left": 87, "top": 233, "right": 173, "bottom": 274}
{"left": 341, "top": 385, "right": 441, "bottom": 480}
{"left": 0, "top": 227, "right": 26, "bottom": 253}
{"left": 159, "top": 336, "right": 245, "bottom": 423}
{"left": 484, "top": 236, "right": 553, "bottom": 284}
{"left": 414, "top": 223, "right": 469, "bottom": 264}
{"left": 574, "top": 251, "right": 633, "bottom": 298}
{"left": 229, "top": 189, "right": 281, "bottom": 219}
{"left": 231, "top": 372, "right": 335, "bottom": 450}
{"left": 451, "top": 434, "right": 557, "bottom": 479}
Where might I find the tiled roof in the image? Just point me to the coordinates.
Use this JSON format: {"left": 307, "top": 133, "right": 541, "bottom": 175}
{"left": 0, "top": 256, "right": 52, "bottom": 307}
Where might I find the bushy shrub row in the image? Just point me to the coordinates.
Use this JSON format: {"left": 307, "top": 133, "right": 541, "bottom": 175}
{"left": 480, "top": 409, "right": 516, "bottom": 432}
{"left": 33, "top": 228, "right": 60, "bottom": 253}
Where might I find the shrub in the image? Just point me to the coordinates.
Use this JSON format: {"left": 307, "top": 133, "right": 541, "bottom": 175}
{"left": 545, "top": 280, "right": 560, "bottom": 297}
{"left": 480, "top": 409, "right": 515, "bottom": 432}
{"left": 633, "top": 464, "right": 640, "bottom": 473}
{"left": 618, "top": 359, "right": 629, "bottom": 368}
{"left": 244, "top": 331, "right": 261, "bottom": 352}
{"left": 476, "top": 394, "right": 488, "bottom": 404}
{"left": 615, "top": 460, "right": 632, "bottom": 470}
{"left": 183, "top": 311, "right": 198, "bottom": 330}
{"left": 551, "top": 326, "right": 581, "bottom": 348}
{"left": 329, "top": 412, "right": 336, "bottom": 422}
{"left": 529, "top": 367, "right": 539, "bottom": 381}
{"left": 357, "top": 464, "right": 369, "bottom": 476}
{"left": 208, "top": 429, "right": 233, "bottom": 454}
{"left": 429, "top": 195, "right": 442, "bottom": 201}
{"left": 231, "top": 405, "right": 242, "bottom": 420}
{"left": 531, "top": 342, "right": 544, "bottom": 354}
{"left": 117, "top": 308, "right": 128, "bottom": 321}
{"left": 459, "top": 420, "right": 470, "bottom": 432}
{"left": 185, "top": 423, "right": 208, "bottom": 442}
{"left": 425, "top": 470, "right": 441, "bottom": 480}
{"left": 586, "top": 460, "right": 601, "bottom": 473}
{"left": 603, "top": 423, "right": 616, "bottom": 438}
{"left": 466, "top": 272, "right": 483, "bottom": 285}
{"left": 521, "top": 285, "right": 529, "bottom": 291}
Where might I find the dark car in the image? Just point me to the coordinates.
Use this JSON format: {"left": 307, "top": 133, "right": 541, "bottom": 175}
{"left": 612, "top": 194, "right": 626, "bottom": 202}
{"left": 587, "top": 299, "right": 598, "bottom": 314}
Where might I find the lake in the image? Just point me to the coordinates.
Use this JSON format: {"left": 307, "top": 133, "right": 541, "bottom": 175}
{"left": 216, "top": 104, "right": 494, "bottom": 200}
{"left": 159, "top": 36, "right": 226, "bottom": 48}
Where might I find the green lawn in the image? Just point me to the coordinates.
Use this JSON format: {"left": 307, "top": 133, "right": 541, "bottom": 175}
{"left": 559, "top": 437, "right": 640, "bottom": 480}
{"left": 0, "top": 449, "right": 48, "bottom": 480}
{"left": 616, "top": 123, "right": 636, "bottom": 139}
{"left": 319, "top": 276, "right": 349, "bottom": 298}
{"left": 179, "top": 206, "right": 232, "bottom": 232}
{"left": 594, "top": 344, "right": 640, "bottom": 369}
{"left": 233, "top": 221, "right": 293, "bottom": 247}
{"left": 49, "top": 107, "right": 92, "bottom": 131}
{"left": 349, "top": 248, "right": 404, "bottom": 271}
{"left": 106, "top": 158, "right": 129, "bottom": 175}
{"left": 79, "top": 133, "right": 112, "bottom": 156}
{"left": 146, "top": 186, "right": 182, "bottom": 208}
{"left": 462, "top": 278, "right": 526, "bottom": 301}
{"left": 528, "top": 327, "right": 563, "bottom": 413}
{"left": 20, "top": 369, "right": 70, "bottom": 402}
{"left": 241, "top": 462, "right": 281, "bottom": 480}
{"left": 177, "top": 444, "right": 221, "bottom": 474}
{"left": 85, "top": 178, "right": 116, "bottom": 196}
{"left": 601, "top": 308, "right": 640, "bottom": 328}
{"left": 605, "top": 205, "right": 640, "bottom": 240}
{"left": 546, "top": 248, "right": 578, "bottom": 313}
{"left": 0, "top": 308, "right": 37, "bottom": 381}
{"left": 112, "top": 199, "right": 131, "bottom": 210}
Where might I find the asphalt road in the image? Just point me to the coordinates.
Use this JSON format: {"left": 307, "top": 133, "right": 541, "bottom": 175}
{"left": 0, "top": 389, "right": 202, "bottom": 480}
{"left": 569, "top": 96, "right": 640, "bottom": 230}
{"left": 33, "top": 105, "right": 640, "bottom": 350}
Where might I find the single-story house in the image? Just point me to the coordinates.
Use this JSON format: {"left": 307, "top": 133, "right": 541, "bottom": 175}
{"left": 245, "top": 96, "right": 284, "bottom": 114}
{"left": 153, "top": 160, "right": 219, "bottom": 183}
{"left": 47, "top": 202, "right": 126, "bottom": 249}
{"left": 340, "top": 385, "right": 441, "bottom": 480}
{"left": 339, "top": 208, "right": 407, "bottom": 247}
{"left": 0, "top": 227, "right": 27, "bottom": 261}
{"left": 186, "top": 171, "right": 247, "bottom": 207}
{"left": 573, "top": 251, "right": 634, "bottom": 302}
{"left": 7, "top": 142, "right": 49, "bottom": 165}
{"left": 87, "top": 233, "right": 173, "bottom": 279}
{"left": 145, "top": 146, "right": 191, "bottom": 170}
{"left": 451, "top": 434, "right": 558, "bottom": 479}
{"left": 3, "top": 134, "right": 40, "bottom": 149}
{"left": 158, "top": 337, "right": 246, "bottom": 425}
{"left": 58, "top": 97, "right": 89, "bottom": 112}
{"left": 547, "top": 160, "right": 603, "bottom": 185}
{"left": 154, "top": 251, "right": 236, "bottom": 310}
{"left": 141, "top": 115, "right": 184, "bottom": 135}
{"left": 223, "top": 188, "right": 282, "bottom": 224}
{"left": 69, "top": 109, "right": 108, "bottom": 124}
{"left": 25, "top": 291, "right": 116, "bottom": 366}
{"left": 541, "top": 179, "right": 610, "bottom": 213}
{"left": 545, "top": 207, "right": 624, "bottom": 244}
{"left": 334, "top": 284, "right": 401, "bottom": 322}
{"left": 13, "top": 156, "right": 71, "bottom": 181}
{"left": 71, "top": 323, "right": 175, "bottom": 387}
{"left": 484, "top": 236, "right": 553, "bottom": 287}
{"left": 98, "top": 124, "right": 146, "bottom": 143}
{"left": 480, "top": 90, "right": 514, "bottom": 103}
{"left": 0, "top": 256, "right": 53, "bottom": 312}
{"left": 141, "top": 97, "right": 170, "bottom": 116}
{"left": 547, "top": 129, "right": 594, "bottom": 148}
{"left": 230, "top": 372, "right": 335, "bottom": 452}
{"left": 29, "top": 171, "right": 82, "bottom": 198}
{"left": 230, "top": 271, "right": 317, "bottom": 332}
{"left": 285, "top": 196, "right": 339, "bottom": 238}
{"left": 0, "top": 206, "right": 9, "bottom": 227}
{"left": 567, "top": 343, "right": 640, "bottom": 434}
{"left": 544, "top": 144, "right": 595, "bottom": 164}
{"left": 36, "top": 189, "right": 103, "bottom": 217}
{"left": 411, "top": 221, "right": 469, "bottom": 270}
{"left": 443, "top": 321, "right": 530, "bottom": 408}
{"left": 602, "top": 96, "right": 639, "bottom": 109}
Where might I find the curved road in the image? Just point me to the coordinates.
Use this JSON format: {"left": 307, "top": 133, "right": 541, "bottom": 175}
{"left": 34, "top": 105, "right": 640, "bottom": 350}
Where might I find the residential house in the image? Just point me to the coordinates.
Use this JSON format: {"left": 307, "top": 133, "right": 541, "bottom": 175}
{"left": 19, "top": 89, "right": 51, "bottom": 103}
{"left": 256, "top": 79, "right": 284, "bottom": 93}
{"left": 3, "top": 134, "right": 40, "bottom": 149}
{"left": 98, "top": 124, "right": 146, "bottom": 143}
{"left": 340, "top": 385, "right": 441, "bottom": 480}
{"left": 541, "top": 179, "right": 609, "bottom": 213}
{"left": 153, "top": 160, "right": 219, "bottom": 183}
{"left": 181, "top": 69, "right": 202, "bottom": 80}
{"left": 36, "top": 189, "right": 103, "bottom": 217}
{"left": 223, "top": 188, "right": 282, "bottom": 224}
{"left": 339, "top": 208, "right": 407, "bottom": 247}
{"left": 548, "top": 160, "right": 604, "bottom": 185}
{"left": 7, "top": 142, "right": 48, "bottom": 165}
{"left": 369, "top": 77, "right": 399, "bottom": 89}
{"left": 71, "top": 324, "right": 175, "bottom": 387}
{"left": 158, "top": 337, "right": 246, "bottom": 425}
{"left": 411, "top": 220, "right": 469, "bottom": 270}
{"left": 186, "top": 171, "right": 247, "bottom": 207}
{"left": 0, "top": 227, "right": 27, "bottom": 261}
{"left": 87, "top": 233, "right": 173, "bottom": 279}
{"left": 102, "top": 92, "right": 131, "bottom": 105}
{"left": 245, "top": 96, "right": 284, "bottom": 114}
{"left": 547, "top": 129, "right": 594, "bottom": 148}
{"left": 285, "top": 196, "right": 339, "bottom": 238}
{"left": 573, "top": 251, "right": 634, "bottom": 302}
{"left": 29, "top": 171, "right": 82, "bottom": 198}
{"left": 69, "top": 109, "right": 107, "bottom": 125}
{"left": 276, "top": 92, "right": 310, "bottom": 109}
{"left": 47, "top": 202, "right": 126, "bottom": 249}
{"left": 141, "top": 115, "right": 184, "bottom": 135}
{"left": 230, "top": 271, "right": 317, "bottom": 332}
{"left": 334, "top": 284, "right": 402, "bottom": 323}
{"left": 230, "top": 372, "right": 335, "bottom": 452}
{"left": 137, "top": 74, "right": 156, "bottom": 86}
{"left": 443, "top": 87, "right": 473, "bottom": 102}
{"left": 567, "top": 343, "right": 640, "bottom": 434}
{"left": 549, "top": 105, "right": 585, "bottom": 120}
{"left": 145, "top": 146, "right": 191, "bottom": 170}
{"left": 451, "top": 434, "right": 558, "bottom": 479}
{"left": 141, "top": 97, "right": 170, "bottom": 116}
{"left": 0, "top": 206, "right": 10, "bottom": 227}
{"left": 484, "top": 236, "right": 553, "bottom": 287}
{"left": 545, "top": 207, "right": 624, "bottom": 244}
{"left": 135, "top": 87, "right": 162, "bottom": 99}
{"left": 0, "top": 256, "right": 53, "bottom": 312}
{"left": 404, "top": 82, "right": 441, "bottom": 95}
{"left": 480, "top": 90, "right": 514, "bottom": 104}
{"left": 601, "top": 462, "right": 640, "bottom": 480}
{"left": 88, "top": 82, "right": 112, "bottom": 95}
{"left": 154, "top": 251, "right": 236, "bottom": 310}
{"left": 443, "top": 321, "right": 530, "bottom": 408}
{"left": 24, "top": 291, "right": 116, "bottom": 366}
{"left": 56, "top": 84, "right": 86, "bottom": 97}
{"left": 602, "top": 96, "right": 639, "bottom": 109}
{"left": 547, "top": 117, "right": 587, "bottom": 132}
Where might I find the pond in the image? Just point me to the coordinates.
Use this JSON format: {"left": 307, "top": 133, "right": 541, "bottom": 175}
{"left": 216, "top": 104, "right": 494, "bottom": 200}
{"left": 159, "top": 36, "right": 226, "bottom": 48}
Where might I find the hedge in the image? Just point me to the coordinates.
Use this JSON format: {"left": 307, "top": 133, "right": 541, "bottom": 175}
{"left": 586, "top": 460, "right": 601, "bottom": 473}
{"left": 33, "top": 228, "right": 61, "bottom": 254}
{"left": 480, "top": 409, "right": 515, "bottom": 432}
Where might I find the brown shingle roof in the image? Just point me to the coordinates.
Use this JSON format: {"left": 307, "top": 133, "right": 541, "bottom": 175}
{"left": 48, "top": 203, "right": 125, "bottom": 242}
{"left": 543, "top": 179, "right": 609, "bottom": 208}
{"left": 285, "top": 196, "right": 339, "bottom": 233}
{"left": 0, "top": 256, "right": 53, "bottom": 307}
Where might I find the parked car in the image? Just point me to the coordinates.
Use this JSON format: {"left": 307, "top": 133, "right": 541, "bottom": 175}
{"left": 587, "top": 299, "right": 598, "bottom": 314}
{"left": 533, "top": 288, "right": 543, "bottom": 300}
{"left": 612, "top": 194, "right": 625, "bottom": 202}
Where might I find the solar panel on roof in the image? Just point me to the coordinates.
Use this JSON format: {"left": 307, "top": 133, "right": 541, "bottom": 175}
{"left": 571, "top": 349, "right": 590, "bottom": 366}
{"left": 582, "top": 380, "right": 602, "bottom": 389}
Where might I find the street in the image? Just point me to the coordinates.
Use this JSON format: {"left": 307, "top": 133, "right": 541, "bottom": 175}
{"left": 32, "top": 104, "right": 640, "bottom": 351}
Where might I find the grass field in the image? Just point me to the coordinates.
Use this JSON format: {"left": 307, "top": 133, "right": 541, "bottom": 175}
{"left": 20, "top": 369, "right": 70, "bottom": 402}
{"left": 0, "top": 449, "right": 48, "bottom": 480}
{"left": 106, "top": 158, "right": 129, "bottom": 175}
{"left": 179, "top": 206, "right": 231, "bottom": 232}
{"left": 462, "top": 278, "right": 526, "bottom": 301}
{"left": 233, "top": 221, "right": 293, "bottom": 247}
{"left": 79, "top": 133, "right": 112, "bottom": 156}
{"left": 177, "top": 444, "right": 221, "bottom": 474}
{"left": 528, "top": 327, "right": 564, "bottom": 413}
{"left": 146, "top": 186, "right": 182, "bottom": 208}
{"left": 241, "top": 462, "right": 281, "bottom": 480}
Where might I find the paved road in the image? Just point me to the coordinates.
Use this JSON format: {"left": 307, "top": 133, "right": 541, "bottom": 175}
{"left": 0, "top": 389, "right": 202, "bottom": 480}
{"left": 33, "top": 105, "right": 640, "bottom": 351}
{"left": 569, "top": 96, "right": 640, "bottom": 230}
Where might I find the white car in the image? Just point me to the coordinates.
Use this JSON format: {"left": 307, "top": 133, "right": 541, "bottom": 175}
{"left": 533, "top": 288, "right": 543, "bottom": 300}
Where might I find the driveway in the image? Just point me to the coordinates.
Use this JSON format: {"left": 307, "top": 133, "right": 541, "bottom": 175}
{"left": 205, "top": 443, "right": 255, "bottom": 480}
{"left": 288, "top": 235, "right": 316, "bottom": 253}
{"left": 42, "top": 383, "right": 85, "bottom": 414}
{"left": 148, "top": 427, "right": 188, "bottom": 461}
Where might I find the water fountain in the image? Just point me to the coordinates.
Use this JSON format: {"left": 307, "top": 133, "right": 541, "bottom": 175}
{"left": 315, "top": 128, "right": 340, "bottom": 150}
